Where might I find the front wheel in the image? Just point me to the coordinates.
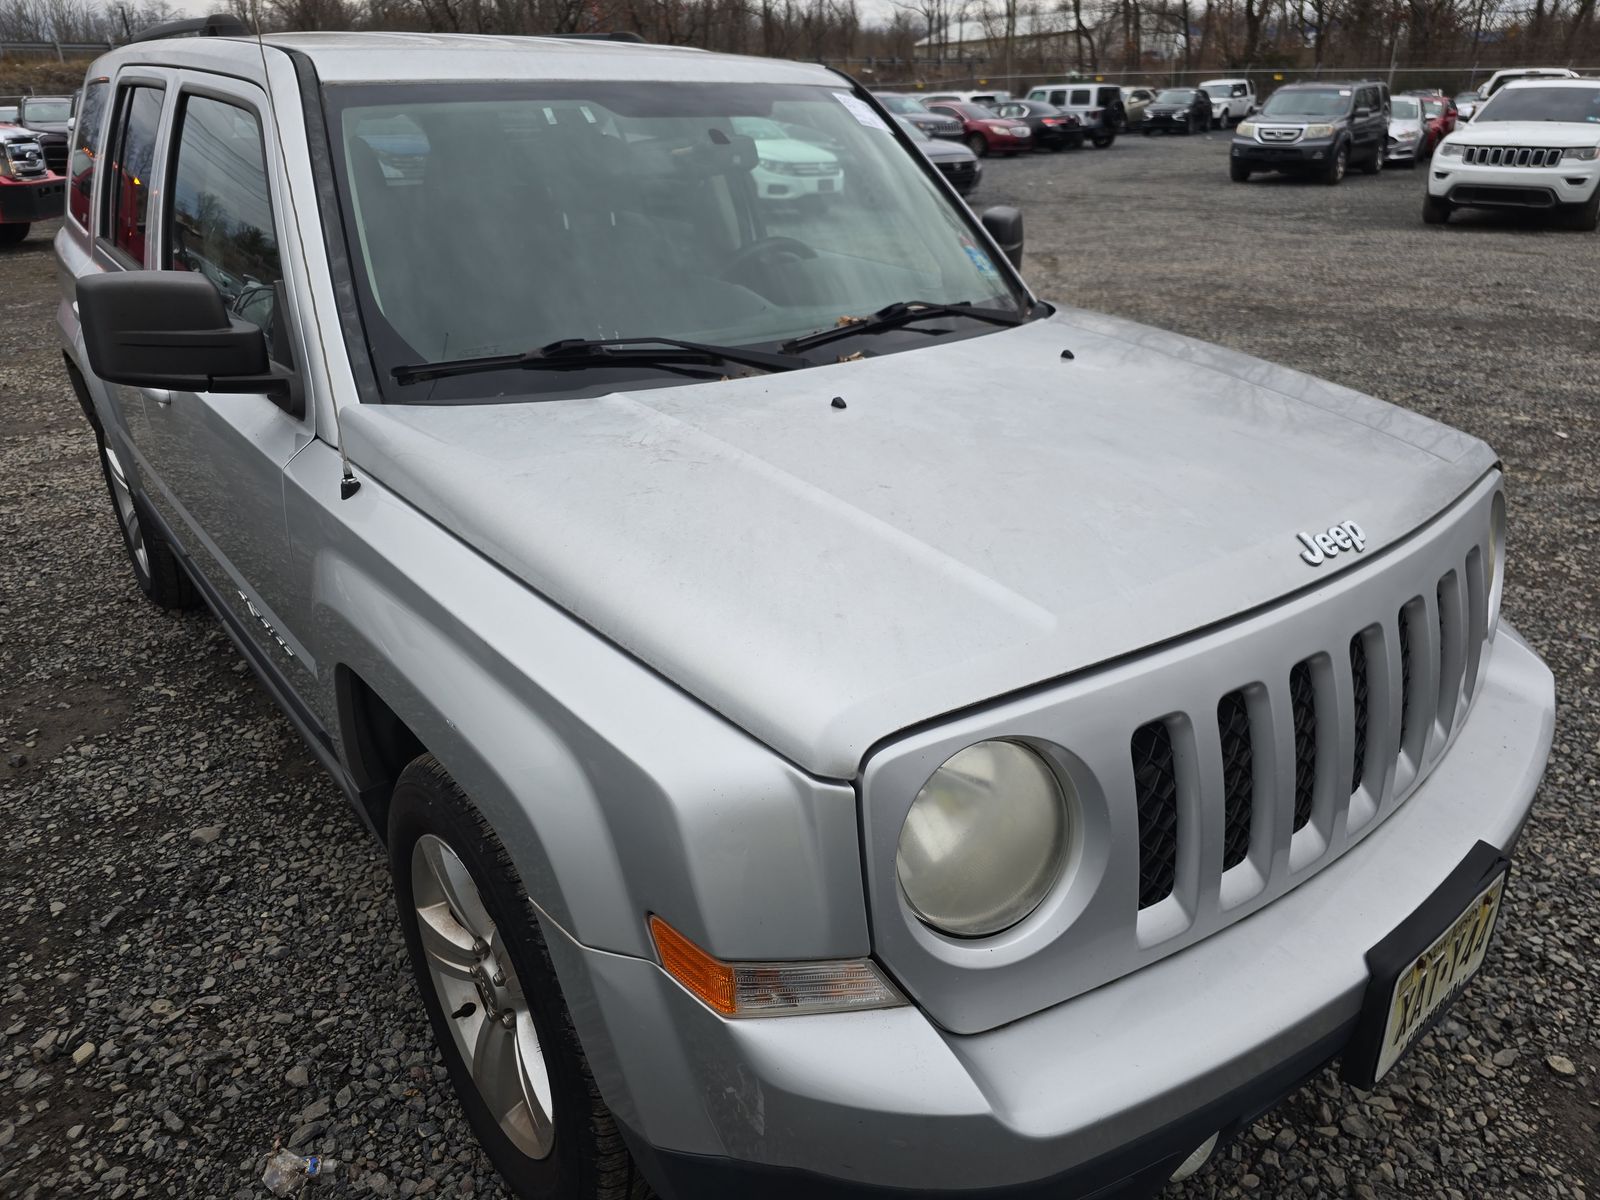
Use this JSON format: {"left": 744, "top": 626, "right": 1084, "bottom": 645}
{"left": 0, "top": 223, "right": 28, "bottom": 246}
{"left": 1361, "top": 147, "right": 1383, "bottom": 175}
{"left": 1230, "top": 161, "right": 1251, "bottom": 182}
{"left": 965, "top": 133, "right": 989, "bottom": 157}
{"left": 94, "top": 432, "right": 199, "bottom": 610}
{"left": 1422, "top": 192, "right": 1453, "bottom": 224}
{"left": 390, "top": 757, "right": 652, "bottom": 1200}
{"left": 1091, "top": 132, "right": 1115, "bottom": 148}
{"left": 1565, "top": 188, "right": 1600, "bottom": 231}
{"left": 1324, "top": 143, "right": 1348, "bottom": 185}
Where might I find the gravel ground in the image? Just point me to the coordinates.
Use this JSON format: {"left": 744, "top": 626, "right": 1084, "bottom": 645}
{"left": 2, "top": 128, "right": 1597, "bottom": 1200}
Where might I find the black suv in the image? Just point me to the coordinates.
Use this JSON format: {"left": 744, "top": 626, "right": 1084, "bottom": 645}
{"left": 1230, "top": 81, "right": 1388, "bottom": 184}
{"left": 872, "top": 92, "right": 964, "bottom": 141}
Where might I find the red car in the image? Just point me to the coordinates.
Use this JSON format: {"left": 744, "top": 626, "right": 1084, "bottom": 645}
{"left": 1417, "top": 95, "right": 1458, "bottom": 152}
{"left": 924, "top": 101, "right": 1034, "bottom": 157}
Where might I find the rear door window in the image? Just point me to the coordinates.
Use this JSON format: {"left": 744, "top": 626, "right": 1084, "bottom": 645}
{"left": 1070, "top": 89, "right": 1091, "bottom": 106}
{"left": 68, "top": 79, "right": 107, "bottom": 229}
{"left": 102, "top": 83, "right": 164, "bottom": 263}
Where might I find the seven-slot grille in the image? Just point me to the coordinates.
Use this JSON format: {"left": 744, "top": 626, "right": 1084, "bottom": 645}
{"left": 1461, "top": 145, "right": 1566, "bottom": 167}
{"left": 1130, "top": 550, "right": 1492, "bottom": 911}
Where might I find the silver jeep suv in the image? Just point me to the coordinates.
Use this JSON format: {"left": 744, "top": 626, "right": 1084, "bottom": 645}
{"left": 56, "top": 21, "right": 1554, "bottom": 1200}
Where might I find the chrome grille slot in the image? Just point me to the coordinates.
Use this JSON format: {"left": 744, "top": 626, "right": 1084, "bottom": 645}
{"left": 1131, "top": 721, "right": 1180, "bottom": 909}
{"left": 1290, "top": 661, "right": 1317, "bottom": 831}
{"left": 1217, "top": 691, "right": 1254, "bottom": 871}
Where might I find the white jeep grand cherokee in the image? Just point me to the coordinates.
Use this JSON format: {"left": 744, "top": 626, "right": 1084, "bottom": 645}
{"left": 1425, "top": 78, "right": 1600, "bottom": 228}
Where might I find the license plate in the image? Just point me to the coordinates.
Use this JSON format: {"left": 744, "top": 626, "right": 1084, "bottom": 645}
{"left": 1345, "top": 842, "right": 1510, "bottom": 1089}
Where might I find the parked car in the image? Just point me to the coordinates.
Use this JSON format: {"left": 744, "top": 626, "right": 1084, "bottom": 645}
{"left": 1385, "top": 95, "right": 1429, "bottom": 167}
{"left": 1121, "top": 86, "right": 1157, "bottom": 126}
{"left": 17, "top": 94, "right": 71, "bottom": 172}
{"left": 1418, "top": 95, "right": 1458, "bottom": 146}
{"left": 873, "top": 92, "right": 964, "bottom": 141}
{"left": 993, "top": 98, "right": 1083, "bottom": 150}
{"left": 1454, "top": 90, "right": 1481, "bottom": 120}
{"left": 924, "top": 100, "right": 1033, "bottom": 156}
{"left": 893, "top": 114, "right": 982, "bottom": 195}
{"left": 1478, "top": 67, "right": 1578, "bottom": 99}
{"left": 1426, "top": 78, "right": 1600, "bottom": 228}
{"left": 1142, "top": 87, "right": 1214, "bottom": 135}
{"left": 1023, "top": 82, "right": 1122, "bottom": 145}
{"left": 59, "top": 22, "right": 1554, "bottom": 1200}
{"left": 0, "top": 122, "right": 63, "bottom": 244}
{"left": 1231, "top": 80, "right": 1389, "bottom": 183}
{"left": 729, "top": 114, "right": 845, "bottom": 204}
{"left": 1199, "top": 78, "right": 1257, "bottom": 127}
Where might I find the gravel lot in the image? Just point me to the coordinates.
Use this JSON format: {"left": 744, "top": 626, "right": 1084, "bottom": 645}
{"left": 2, "top": 129, "right": 1597, "bottom": 1200}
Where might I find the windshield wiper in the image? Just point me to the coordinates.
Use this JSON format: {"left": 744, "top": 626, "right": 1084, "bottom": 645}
{"left": 392, "top": 336, "right": 811, "bottom": 386}
{"left": 780, "top": 300, "right": 1027, "bottom": 355}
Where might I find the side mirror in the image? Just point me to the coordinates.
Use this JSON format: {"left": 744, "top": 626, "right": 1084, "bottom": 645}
{"left": 980, "top": 205, "right": 1024, "bottom": 269}
{"left": 77, "top": 272, "right": 290, "bottom": 397}
{"left": 66, "top": 116, "right": 75, "bottom": 133}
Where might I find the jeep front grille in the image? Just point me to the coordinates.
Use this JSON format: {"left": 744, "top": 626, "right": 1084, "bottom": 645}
{"left": 1461, "top": 145, "right": 1565, "bottom": 167}
{"left": 1134, "top": 555, "right": 1490, "bottom": 911}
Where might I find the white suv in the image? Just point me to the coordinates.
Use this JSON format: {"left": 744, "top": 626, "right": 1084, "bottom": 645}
{"left": 1199, "top": 78, "right": 1256, "bottom": 127}
{"left": 1425, "top": 78, "right": 1600, "bottom": 228}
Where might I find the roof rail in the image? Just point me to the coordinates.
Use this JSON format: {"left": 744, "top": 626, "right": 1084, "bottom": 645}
{"left": 543, "top": 31, "right": 648, "bottom": 43}
{"left": 129, "top": 13, "right": 252, "bottom": 43}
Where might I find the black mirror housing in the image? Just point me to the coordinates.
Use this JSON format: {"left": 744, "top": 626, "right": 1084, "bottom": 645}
{"left": 980, "top": 205, "right": 1025, "bottom": 270}
{"left": 78, "top": 272, "right": 288, "bottom": 397}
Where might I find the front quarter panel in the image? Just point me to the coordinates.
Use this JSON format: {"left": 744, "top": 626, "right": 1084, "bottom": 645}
{"left": 282, "top": 438, "right": 869, "bottom": 963}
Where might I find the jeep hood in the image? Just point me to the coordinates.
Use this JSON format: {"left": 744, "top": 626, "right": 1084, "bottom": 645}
{"left": 341, "top": 308, "right": 1494, "bottom": 778}
{"left": 1451, "top": 120, "right": 1600, "bottom": 148}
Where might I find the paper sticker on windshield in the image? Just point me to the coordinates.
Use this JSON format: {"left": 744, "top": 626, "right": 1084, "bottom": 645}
{"left": 961, "top": 238, "right": 1001, "bottom": 279}
{"left": 834, "top": 92, "right": 891, "bottom": 132}
{"left": 1339, "top": 89, "right": 1352, "bottom": 96}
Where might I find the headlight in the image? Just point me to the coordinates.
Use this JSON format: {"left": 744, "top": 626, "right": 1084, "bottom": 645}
{"left": 1564, "top": 145, "right": 1600, "bottom": 161}
{"left": 1304, "top": 123, "right": 1336, "bottom": 139}
{"left": 1396, "top": 129, "right": 1419, "bottom": 142}
{"left": 1237, "top": 120, "right": 1258, "bottom": 136}
{"left": 896, "top": 741, "right": 1071, "bottom": 937}
{"left": 1438, "top": 141, "right": 1464, "bottom": 157}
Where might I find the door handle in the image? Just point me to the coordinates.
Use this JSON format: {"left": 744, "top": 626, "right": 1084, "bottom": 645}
{"left": 148, "top": 389, "right": 172, "bottom": 407}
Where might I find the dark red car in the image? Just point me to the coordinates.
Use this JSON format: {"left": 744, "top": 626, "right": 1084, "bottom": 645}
{"left": 1419, "top": 96, "right": 1458, "bottom": 150}
{"left": 924, "top": 101, "right": 1034, "bottom": 157}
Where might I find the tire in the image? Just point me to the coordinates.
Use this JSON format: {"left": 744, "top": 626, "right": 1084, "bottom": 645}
{"left": 965, "top": 133, "right": 989, "bottom": 157}
{"left": 1182, "top": 117, "right": 1194, "bottom": 136}
{"left": 1068, "top": 134, "right": 1085, "bottom": 149}
{"left": 1142, "top": 127, "right": 1152, "bottom": 137}
{"left": 1422, "top": 192, "right": 1452, "bottom": 224}
{"left": 1092, "top": 132, "right": 1115, "bottom": 149}
{"left": 390, "top": 757, "right": 652, "bottom": 1200}
{"left": 1361, "top": 147, "right": 1383, "bottom": 175}
{"left": 0, "top": 222, "right": 28, "bottom": 246}
{"left": 1565, "top": 188, "right": 1600, "bottom": 231}
{"left": 1230, "top": 162, "right": 1251, "bottom": 182}
{"left": 94, "top": 431, "right": 200, "bottom": 610}
{"left": 1324, "top": 143, "right": 1348, "bottom": 185}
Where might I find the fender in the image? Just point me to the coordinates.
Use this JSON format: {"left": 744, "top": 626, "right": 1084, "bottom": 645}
{"left": 283, "top": 437, "right": 869, "bottom": 964}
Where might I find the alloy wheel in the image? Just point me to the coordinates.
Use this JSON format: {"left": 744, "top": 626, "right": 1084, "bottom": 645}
{"left": 412, "top": 834, "right": 555, "bottom": 1160}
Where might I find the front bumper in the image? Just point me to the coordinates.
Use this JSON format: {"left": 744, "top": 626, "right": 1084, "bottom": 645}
{"left": 752, "top": 169, "right": 844, "bottom": 201}
{"left": 542, "top": 625, "right": 1553, "bottom": 1198}
{"left": 1386, "top": 139, "right": 1423, "bottom": 163}
{"left": 1231, "top": 136, "right": 1338, "bottom": 167}
{"left": 1144, "top": 112, "right": 1194, "bottom": 131}
{"left": 0, "top": 175, "right": 65, "bottom": 224}
{"left": 1428, "top": 161, "right": 1600, "bottom": 207}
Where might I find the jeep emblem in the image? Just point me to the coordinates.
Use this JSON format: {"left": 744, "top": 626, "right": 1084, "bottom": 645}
{"left": 1297, "top": 520, "right": 1366, "bottom": 566}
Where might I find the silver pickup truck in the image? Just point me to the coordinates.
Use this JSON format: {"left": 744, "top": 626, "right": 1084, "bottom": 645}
{"left": 56, "top": 22, "right": 1554, "bottom": 1200}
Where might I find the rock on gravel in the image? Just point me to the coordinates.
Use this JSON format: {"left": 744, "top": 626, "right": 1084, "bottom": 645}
{"left": 3, "top": 143, "right": 1598, "bottom": 1200}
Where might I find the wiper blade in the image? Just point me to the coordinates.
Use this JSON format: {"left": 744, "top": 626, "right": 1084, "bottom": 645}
{"left": 780, "top": 300, "right": 1027, "bottom": 355}
{"left": 392, "top": 336, "right": 811, "bottom": 386}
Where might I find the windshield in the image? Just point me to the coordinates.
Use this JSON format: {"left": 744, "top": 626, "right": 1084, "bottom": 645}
{"left": 21, "top": 97, "right": 69, "bottom": 123}
{"left": 876, "top": 95, "right": 927, "bottom": 115}
{"left": 1156, "top": 90, "right": 1195, "bottom": 104}
{"left": 1475, "top": 86, "right": 1600, "bottom": 124}
{"left": 942, "top": 102, "right": 996, "bottom": 119}
{"left": 0, "top": 106, "right": 16, "bottom": 123}
{"left": 1391, "top": 98, "right": 1420, "bottom": 119}
{"left": 1260, "top": 88, "right": 1349, "bottom": 119}
{"left": 1455, "top": 92, "right": 1478, "bottom": 104}
{"left": 329, "top": 81, "right": 1026, "bottom": 404}
{"left": 1422, "top": 99, "right": 1444, "bottom": 117}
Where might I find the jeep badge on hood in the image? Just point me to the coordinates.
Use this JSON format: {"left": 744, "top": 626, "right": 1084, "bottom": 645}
{"left": 1297, "top": 520, "right": 1367, "bottom": 566}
